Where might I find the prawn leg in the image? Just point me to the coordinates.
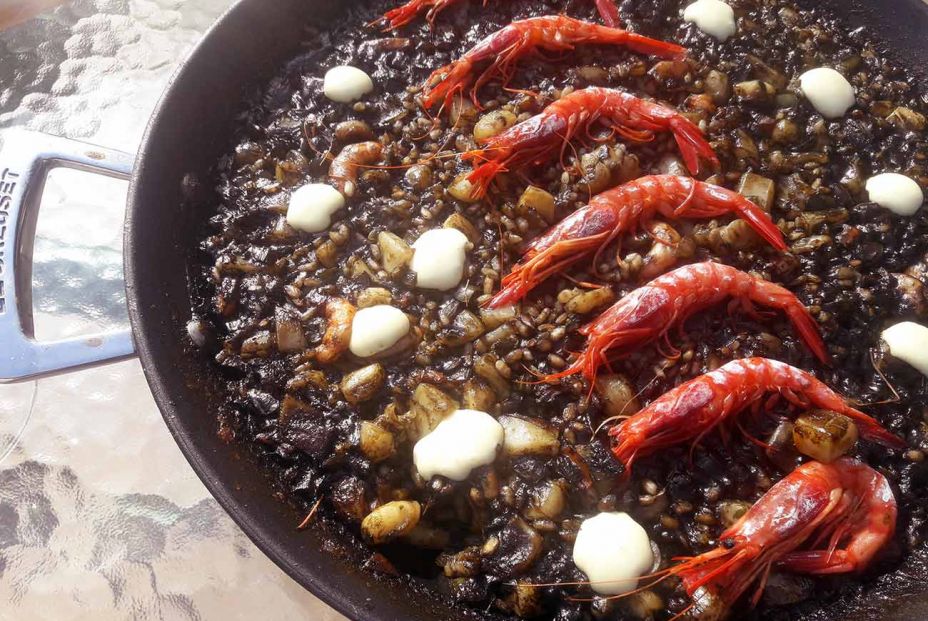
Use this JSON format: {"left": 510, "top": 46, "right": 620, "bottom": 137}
{"left": 777, "top": 550, "right": 857, "bottom": 574}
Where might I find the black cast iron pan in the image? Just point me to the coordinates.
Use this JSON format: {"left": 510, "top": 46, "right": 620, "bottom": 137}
{"left": 2, "top": 0, "right": 928, "bottom": 619}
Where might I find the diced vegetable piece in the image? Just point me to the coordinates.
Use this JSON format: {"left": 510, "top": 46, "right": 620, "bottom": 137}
{"left": 404, "top": 164, "right": 432, "bottom": 190}
{"left": 361, "top": 501, "right": 421, "bottom": 544}
{"left": 718, "top": 500, "right": 752, "bottom": 528}
{"left": 449, "top": 98, "right": 477, "bottom": 127}
{"left": 566, "top": 287, "right": 614, "bottom": 314}
{"left": 408, "top": 383, "right": 460, "bottom": 440}
{"left": 792, "top": 410, "right": 859, "bottom": 463}
{"left": 518, "top": 185, "right": 557, "bottom": 223}
{"left": 625, "top": 590, "right": 665, "bottom": 620}
{"left": 360, "top": 420, "right": 395, "bottom": 463}
{"left": 474, "top": 354, "right": 510, "bottom": 397}
{"left": 888, "top": 106, "right": 926, "bottom": 131}
{"left": 461, "top": 379, "right": 497, "bottom": 411}
{"left": 733, "top": 80, "right": 776, "bottom": 104}
{"left": 499, "top": 415, "right": 559, "bottom": 457}
{"left": 772, "top": 119, "right": 799, "bottom": 144}
{"left": 442, "top": 546, "right": 482, "bottom": 578}
{"left": 440, "top": 310, "right": 485, "bottom": 346}
{"left": 640, "top": 222, "right": 694, "bottom": 281}
{"left": 316, "top": 239, "right": 339, "bottom": 268}
{"left": 474, "top": 110, "right": 517, "bottom": 141}
{"left": 377, "top": 231, "right": 413, "bottom": 276}
{"left": 705, "top": 70, "right": 730, "bottom": 103}
{"left": 595, "top": 374, "right": 640, "bottom": 417}
{"left": 356, "top": 287, "right": 392, "bottom": 308}
{"left": 479, "top": 305, "right": 516, "bottom": 329}
{"left": 340, "top": 363, "right": 386, "bottom": 405}
{"left": 737, "top": 172, "right": 775, "bottom": 211}
{"left": 241, "top": 331, "right": 274, "bottom": 358}
{"left": 448, "top": 172, "right": 482, "bottom": 203}
{"left": 718, "top": 219, "right": 762, "bottom": 251}
{"left": 524, "top": 479, "right": 567, "bottom": 520}
{"left": 654, "top": 154, "right": 688, "bottom": 177}
{"left": 790, "top": 235, "right": 832, "bottom": 255}
{"left": 444, "top": 213, "right": 479, "bottom": 243}
{"left": 275, "top": 307, "right": 307, "bottom": 353}
{"left": 497, "top": 582, "right": 542, "bottom": 618}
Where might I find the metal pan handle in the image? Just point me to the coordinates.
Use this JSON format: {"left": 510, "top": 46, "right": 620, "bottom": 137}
{"left": 0, "top": 130, "right": 136, "bottom": 383}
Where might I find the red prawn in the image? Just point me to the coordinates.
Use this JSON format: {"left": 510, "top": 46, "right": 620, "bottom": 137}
{"left": 609, "top": 358, "right": 905, "bottom": 476}
{"left": 487, "top": 175, "right": 786, "bottom": 308}
{"left": 380, "top": 0, "right": 623, "bottom": 31}
{"left": 543, "top": 262, "right": 830, "bottom": 386}
{"left": 421, "top": 17, "right": 686, "bottom": 111}
{"left": 461, "top": 87, "right": 717, "bottom": 199}
{"left": 665, "top": 458, "right": 897, "bottom": 615}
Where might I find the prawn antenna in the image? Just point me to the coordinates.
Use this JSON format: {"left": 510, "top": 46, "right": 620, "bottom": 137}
{"left": 855, "top": 349, "right": 901, "bottom": 407}
{"left": 297, "top": 496, "right": 324, "bottom": 530}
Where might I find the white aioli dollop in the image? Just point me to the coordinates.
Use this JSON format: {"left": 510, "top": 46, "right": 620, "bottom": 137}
{"left": 286, "top": 183, "right": 346, "bottom": 233}
{"left": 682, "top": 0, "right": 737, "bottom": 41}
{"left": 413, "top": 409, "right": 504, "bottom": 481}
{"left": 866, "top": 173, "right": 924, "bottom": 216}
{"left": 323, "top": 65, "right": 374, "bottom": 103}
{"left": 798, "top": 67, "right": 856, "bottom": 119}
{"left": 410, "top": 228, "right": 470, "bottom": 290}
{"left": 572, "top": 512, "right": 654, "bottom": 596}
{"left": 349, "top": 305, "right": 410, "bottom": 358}
{"left": 882, "top": 321, "right": 928, "bottom": 377}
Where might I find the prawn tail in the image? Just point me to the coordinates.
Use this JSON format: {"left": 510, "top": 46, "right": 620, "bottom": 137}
{"left": 593, "top": 0, "right": 622, "bottom": 27}
{"left": 422, "top": 59, "right": 472, "bottom": 110}
{"left": 672, "top": 186, "right": 786, "bottom": 251}
{"left": 728, "top": 196, "right": 787, "bottom": 251}
{"left": 669, "top": 116, "right": 719, "bottom": 175}
{"left": 780, "top": 301, "right": 830, "bottom": 364}
{"left": 465, "top": 159, "right": 505, "bottom": 199}
{"left": 840, "top": 405, "right": 906, "bottom": 449}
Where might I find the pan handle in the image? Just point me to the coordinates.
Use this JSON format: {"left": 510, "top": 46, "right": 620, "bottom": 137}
{"left": 0, "top": 130, "right": 136, "bottom": 383}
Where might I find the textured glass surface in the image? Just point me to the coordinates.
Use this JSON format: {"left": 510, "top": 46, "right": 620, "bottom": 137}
{"left": 0, "top": 2, "right": 343, "bottom": 618}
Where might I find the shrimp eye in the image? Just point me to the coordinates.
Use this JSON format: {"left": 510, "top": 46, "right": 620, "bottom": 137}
{"left": 721, "top": 538, "right": 736, "bottom": 549}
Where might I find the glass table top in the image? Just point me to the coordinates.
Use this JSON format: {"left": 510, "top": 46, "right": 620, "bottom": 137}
{"left": 0, "top": 2, "right": 344, "bottom": 618}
